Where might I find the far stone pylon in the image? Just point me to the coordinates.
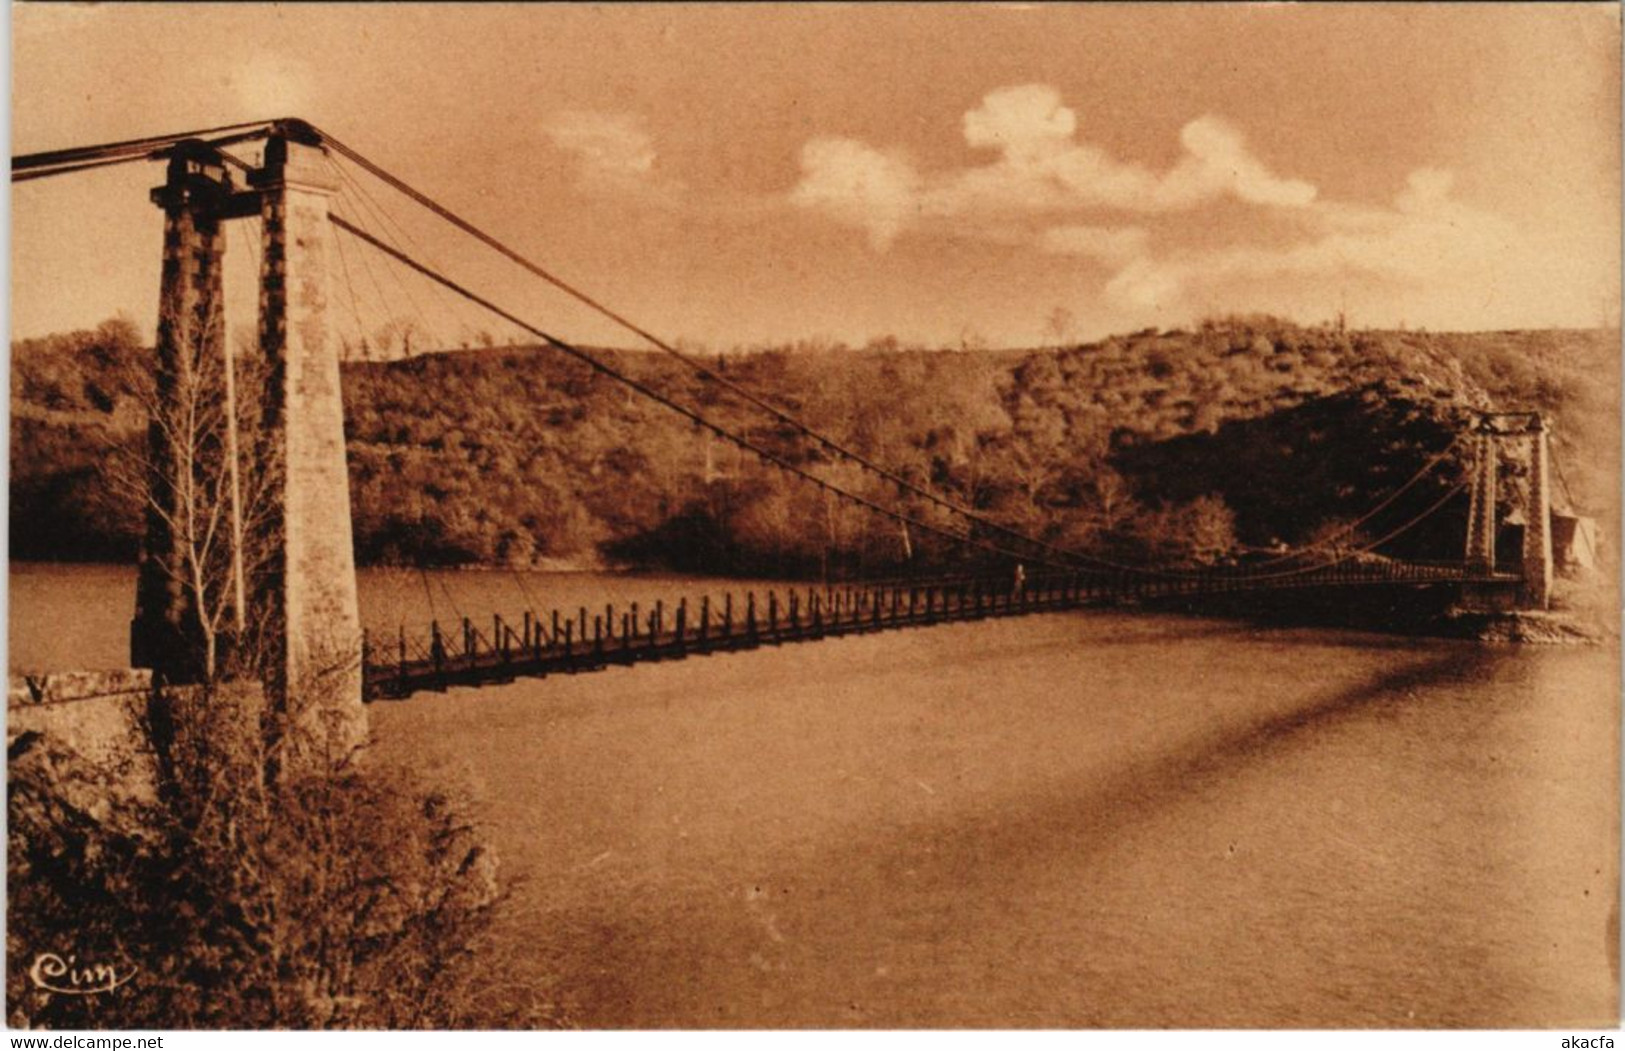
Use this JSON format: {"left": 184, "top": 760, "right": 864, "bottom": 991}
{"left": 248, "top": 127, "right": 367, "bottom": 762}
{"left": 1521, "top": 415, "right": 1553, "bottom": 610}
{"left": 1464, "top": 430, "right": 1498, "bottom": 575}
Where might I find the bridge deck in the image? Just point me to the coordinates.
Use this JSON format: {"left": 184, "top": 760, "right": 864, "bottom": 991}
{"left": 363, "top": 563, "right": 1517, "bottom": 702}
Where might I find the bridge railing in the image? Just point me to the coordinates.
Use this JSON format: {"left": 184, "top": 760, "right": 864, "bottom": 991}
{"left": 364, "top": 572, "right": 1091, "bottom": 699}
{"left": 361, "top": 559, "right": 1496, "bottom": 701}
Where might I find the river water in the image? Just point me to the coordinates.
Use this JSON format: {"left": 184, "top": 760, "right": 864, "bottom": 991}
{"left": 8, "top": 563, "right": 1620, "bottom": 1027}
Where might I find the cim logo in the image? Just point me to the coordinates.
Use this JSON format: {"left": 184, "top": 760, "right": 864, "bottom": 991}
{"left": 28, "top": 952, "right": 137, "bottom": 996}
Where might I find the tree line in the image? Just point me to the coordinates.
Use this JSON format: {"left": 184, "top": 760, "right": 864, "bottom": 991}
{"left": 11, "top": 314, "right": 1615, "bottom": 577}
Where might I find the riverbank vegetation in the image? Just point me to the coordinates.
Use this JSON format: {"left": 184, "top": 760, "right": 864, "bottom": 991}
{"left": 10, "top": 316, "right": 1615, "bottom": 578}
{"left": 7, "top": 666, "right": 558, "bottom": 1027}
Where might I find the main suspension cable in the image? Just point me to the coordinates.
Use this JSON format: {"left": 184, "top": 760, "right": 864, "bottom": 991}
{"left": 13, "top": 119, "right": 1489, "bottom": 584}
{"left": 1233, "top": 480, "right": 1470, "bottom": 582}
{"left": 316, "top": 127, "right": 1114, "bottom": 572}
{"left": 1244, "top": 433, "right": 1465, "bottom": 568}
{"left": 322, "top": 128, "right": 1481, "bottom": 585}
{"left": 331, "top": 214, "right": 1072, "bottom": 573}
{"left": 11, "top": 119, "right": 277, "bottom": 180}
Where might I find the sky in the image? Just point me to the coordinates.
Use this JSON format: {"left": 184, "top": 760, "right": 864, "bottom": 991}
{"left": 9, "top": 3, "right": 1622, "bottom": 351}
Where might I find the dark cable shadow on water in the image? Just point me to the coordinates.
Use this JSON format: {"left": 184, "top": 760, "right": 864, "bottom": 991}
{"left": 1141, "top": 581, "right": 1476, "bottom": 640}
{"left": 530, "top": 648, "right": 1498, "bottom": 1027}
{"left": 1044, "top": 604, "right": 1488, "bottom": 658}
{"left": 1043, "top": 612, "right": 1264, "bottom": 649}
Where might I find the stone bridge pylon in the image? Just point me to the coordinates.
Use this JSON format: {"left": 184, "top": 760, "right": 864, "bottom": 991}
{"left": 130, "top": 121, "right": 365, "bottom": 757}
{"left": 1463, "top": 411, "right": 1554, "bottom": 610}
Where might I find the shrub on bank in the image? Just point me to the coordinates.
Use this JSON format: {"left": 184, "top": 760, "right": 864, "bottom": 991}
{"left": 6, "top": 684, "right": 556, "bottom": 1029}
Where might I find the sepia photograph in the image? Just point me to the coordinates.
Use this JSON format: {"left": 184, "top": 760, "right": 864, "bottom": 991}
{"left": 5, "top": 1, "right": 1621, "bottom": 1035}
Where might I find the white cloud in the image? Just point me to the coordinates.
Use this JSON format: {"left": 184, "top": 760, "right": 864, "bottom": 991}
{"left": 790, "top": 138, "right": 921, "bottom": 250}
{"left": 1100, "top": 169, "right": 1522, "bottom": 311}
{"left": 1168, "top": 116, "right": 1318, "bottom": 209}
{"left": 790, "top": 83, "right": 1317, "bottom": 249}
{"left": 1395, "top": 167, "right": 1455, "bottom": 214}
{"left": 229, "top": 53, "right": 318, "bottom": 121}
{"left": 1037, "top": 224, "right": 1150, "bottom": 265}
{"left": 786, "top": 84, "right": 1575, "bottom": 328}
{"left": 1103, "top": 257, "right": 1187, "bottom": 313}
{"left": 546, "top": 111, "right": 660, "bottom": 187}
{"left": 962, "top": 83, "right": 1076, "bottom": 157}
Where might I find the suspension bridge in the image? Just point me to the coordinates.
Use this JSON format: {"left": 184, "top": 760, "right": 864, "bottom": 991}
{"left": 11, "top": 119, "right": 1562, "bottom": 731}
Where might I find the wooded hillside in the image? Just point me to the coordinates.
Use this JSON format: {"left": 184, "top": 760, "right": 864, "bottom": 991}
{"left": 11, "top": 316, "right": 1615, "bottom": 577}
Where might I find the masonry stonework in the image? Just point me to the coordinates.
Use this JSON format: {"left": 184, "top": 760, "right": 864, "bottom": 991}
{"left": 251, "top": 135, "right": 367, "bottom": 759}
{"left": 131, "top": 149, "right": 231, "bottom": 681}
{"left": 1464, "top": 430, "right": 1498, "bottom": 574}
{"left": 131, "top": 133, "right": 367, "bottom": 764}
{"left": 1522, "top": 417, "right": 1553, "bottom": 610}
